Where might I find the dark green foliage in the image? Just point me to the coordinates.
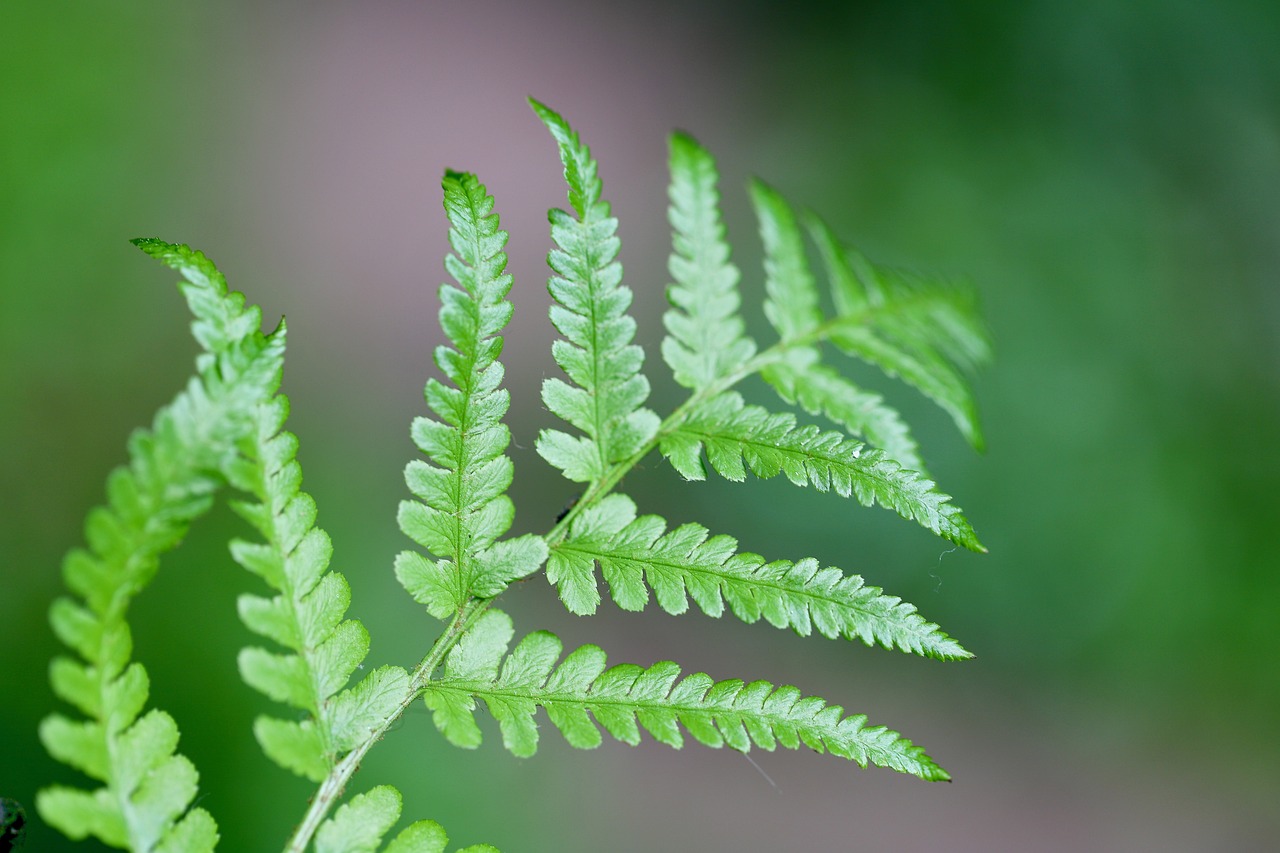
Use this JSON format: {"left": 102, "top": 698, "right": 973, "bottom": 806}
{"left": 40, "top": 101, "right": 988, "bottom": 851}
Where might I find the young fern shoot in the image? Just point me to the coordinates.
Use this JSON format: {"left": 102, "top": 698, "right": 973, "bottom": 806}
{"left": 40, "top": 99, "right": 989, "bottom": 852}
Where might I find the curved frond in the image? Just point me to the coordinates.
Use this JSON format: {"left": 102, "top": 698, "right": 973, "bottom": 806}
{"left": 396, "top": 170, "right": 546, "bottom": 620}
{"left": 662, "top": 131, "right": 757, "bottom": 390}
{"left": 548, "top": 495, "right": 970, "bottom": 659}
{"left": 660, "top": 392, "right": 983, "bottom": 551}
{"left": 37, "top": 238, "right": 285, "bottom": 850}
{"left": 423, "top": 611, "right": 953, "bottom": 781}
{"left": 529, "top": 98, "right": 659, "bottom": 483}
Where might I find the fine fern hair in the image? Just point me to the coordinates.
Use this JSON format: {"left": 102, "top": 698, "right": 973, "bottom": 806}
{"left": 39, "top": 98, "right": 990, "bottom": 851}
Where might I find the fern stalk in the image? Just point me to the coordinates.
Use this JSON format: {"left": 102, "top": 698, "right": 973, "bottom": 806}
{"left": 283, "top": 599, "right": 482, "bottom": 853}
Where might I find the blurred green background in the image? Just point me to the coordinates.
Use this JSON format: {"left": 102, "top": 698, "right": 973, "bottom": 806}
{"left": 4, "top": 1, "right": 1278, "bottom": 850}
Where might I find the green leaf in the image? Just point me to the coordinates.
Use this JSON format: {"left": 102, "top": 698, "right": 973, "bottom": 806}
{"left": 550, "top": 495, "right": 970, "bottom": 659}
{"left": 424, "top": 611, "right": 952, "bottom": 781}
{"left": 762, "top": 353, "right": 926, "bottom": 473}
{"left": 661, "top": 392, "right": 983, "bottom": 551}
{"left": 315, "top": 786, "right": 401, "bottom": 853}
{"left": 394, "top": 550, "right": 464, "bottom": 621}
{"left": 472, "top": 534, "right": 550, "bottom": 598}
{"left": 36, "top": 787, "right": 126, "bottom": 847}
{"left": 330, "top": 665, "right": 412, "bottom": 751}
{"left": 662, "top": 132, "right": 757, "bottom": 390}
{"left": 749, "top": 180, "right": 822, "bottom": 342}
{"left": 383, "top": 820, "right": 500, "bottom": 853}
{"left": 153, "top": 807, "right": 218, "bottom": 853}
{"left": 399, "top": 170, "right": 537, "bottom": 616}
{"left": 529, "top": 98, "right": 660, "bottom": 483}
{"left": 253, "top": 716, "right": 329, "bottom": 783}
{"left": 383, "top": 820, "right": 449, "bottom": 853}
{"left": 806, "top": 215, "right": 990, "bottom": 449}
{"left": 226, "top": 393, "right": 385, "bottom": 780}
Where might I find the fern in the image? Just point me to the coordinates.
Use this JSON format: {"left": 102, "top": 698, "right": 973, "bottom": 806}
{"left": 425, "top": 610, "right": 951, "bottom": 781}
{"left": 661, "top": 390, "right": 982, "bottom": 550}
{"left": 395, "top": 169, "right": 547, "bottom": 620}
{"left": 531, "top": 98, "right": 660, "bottom": 484}
{"left": 38, "top": 239, "right": 283, "bottom": 851}
{"left": 225, "top": 391, "right": 411, "bottom": 787}
{"left": 662, "top": 131, "right": 758, "bottom": 390}
{"left": 548, "top": 494, "right": 968, "bottom": 660}
{"left": 40, "top": 99, "right": 990, "bottom": 850}
{"left": 805, "top": 214, "right": 991, "bottom": 450}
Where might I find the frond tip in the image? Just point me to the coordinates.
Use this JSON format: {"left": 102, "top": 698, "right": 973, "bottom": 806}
{"left": 423, "top": 610, "right": 954, "bottom": 781}
{"left": 662, "top": 131, "right": 757, "bottom": 390}
{"left": 397, "top": 170, "right": 546, "bottom": 619}
{"left": 530, "top": 98, "right": 660, "bottom": 483}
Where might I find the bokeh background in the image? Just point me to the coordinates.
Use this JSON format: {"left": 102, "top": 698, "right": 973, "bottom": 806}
{"left": 4, "top": 1, "right": 1278, "bottom": 850}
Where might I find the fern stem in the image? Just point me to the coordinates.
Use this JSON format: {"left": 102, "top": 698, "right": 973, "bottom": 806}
{"left": 283, "top": 601, "right": 482, "bottom": 853}
{"left": 543, "top": 346, "right": 782, "bottom": 548}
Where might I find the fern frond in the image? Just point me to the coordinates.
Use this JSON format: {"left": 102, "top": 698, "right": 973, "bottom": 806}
{"left": 806, "top": 215, "right": 990, "bottom": 450}
{"left": 662, "top": 131, "right": 757, "bottom": 390}
{"left": 661, "top": 392, "right": 983, "bottom": 551}
{"left": 423, "top": 611, "right": 952, "bottom": 781}
{"left": 315, "top": 786, "right": 498, "bottom": 853}
{"left": 750, "top": 179, "right": 823, "bottom": 342}
{"left": 224, "top": 396, "right": 411, "bottom": 782}
{"left": 761, "top": 352, "right": 925, "bottom": 473}
{"left": 38, "top": 238, "right": 286, "bottom": 850}
{"left": 548, "top": 495, "right": 969, "bottom": 659}
{"left": 529, "top": 98, "right": 659, "bottom": 482}
{"left": 396, "top": 170, "right": 546, "bottom": 620}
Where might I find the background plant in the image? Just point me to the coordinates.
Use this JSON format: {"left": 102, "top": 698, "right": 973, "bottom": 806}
{"left": 35, "top": 99, "right": 988, "bottom": 851}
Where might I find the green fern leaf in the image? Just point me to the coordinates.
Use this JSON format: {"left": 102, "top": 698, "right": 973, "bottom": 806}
{"left": 423, "top": 611, "right": 952, "bottom": 781}
{"left": 662, "top": 131, "right": 757, "bottom": 390}
{"left": 396, "top": 170, "right": 546, "bottom": 619}
{"left": 381, "top": 820, "right": 448, "bottom": 853}
{"left": 661, "top": 392, "right": 983, "bottom": 551}
{"left": 529, "top": 98, "right": 660, "bottom": 482}
{"left": 807, "top": 215, "right": 990, "bottom": 449}
{"left": 548, "top": 495, "right": 968, "bottom": 659}
{"left": 750, "top": 179, "right": 823, "bottom": 342}
{"left": 315, "top": 786, "right": 402, "bottom": 853}
{"left": 38, "top": 238, "right": 279, "bottom": 851}
{"left": 761, "top": 352, "right": 925, "bottom": 473}
{"left": 225, "top": 394, "right": 410, "bottom": 783}
{"left": 383, "top": 820, "right": 499, "bottom": 853}
{"left": 316, "top": 788, "right": 499, "bottom": 853}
